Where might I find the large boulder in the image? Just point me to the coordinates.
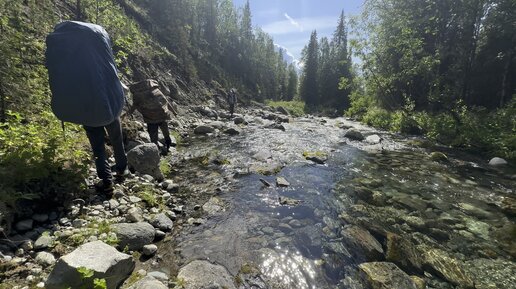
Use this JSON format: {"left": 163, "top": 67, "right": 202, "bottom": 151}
{"left": 177, "top": 260, "right": 236, "bottom": 289}
{"left": 359, "top": 262, "right": 417, "bottom": 289}
{"left": 45, "top": 241, "right": 134, "bottom": 289}
{"left": 341, "top": 226, "right": 384, "bottom": 261}
{"left": 344, "top": 129, "right": 365, "bottom": 141}
{"left": 127, "top": 143, "right": 163, "bottom": 180}
{"left": 111, "top": 222, "right": 155, "bottom": 251}
{"left": 127, "top": 276, "right": 167, "bottom": 289}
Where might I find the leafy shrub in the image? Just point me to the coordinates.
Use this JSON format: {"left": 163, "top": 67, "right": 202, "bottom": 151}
{"left": 361, "top": 107, "right": 392, "bottom": 130}
{"left": 0, "top": 111, "right": 89, "bottom": 231}
{"left": 265, "top": 100, "right": 306, "bottom": 117}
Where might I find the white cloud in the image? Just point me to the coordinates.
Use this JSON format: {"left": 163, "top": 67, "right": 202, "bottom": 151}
{"left": 263, "top": 16, "right": 337, "bottom": 35}
{"left": 284, "top": 13, "right": 303, "bottom": 32}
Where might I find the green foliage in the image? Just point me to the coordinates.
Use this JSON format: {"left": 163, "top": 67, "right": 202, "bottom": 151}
{"left": 265, "top": 100, "right": 306, "bottom": 117}
{"left": 76, "top": 267, "right": 107, "bottom": 289}
{"left": 159, "top": 158, "right": 172, "bottom": 176}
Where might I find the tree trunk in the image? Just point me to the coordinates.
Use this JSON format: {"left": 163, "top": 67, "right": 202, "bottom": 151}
{"left": 500, "top": 48, "right": 514, "bottom": 107}
{"left": 76, "top": 0, "right": 81, "bottom": 21}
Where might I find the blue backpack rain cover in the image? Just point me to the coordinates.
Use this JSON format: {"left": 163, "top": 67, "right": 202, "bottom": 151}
{"left": 46, "top": 21, "right": 124, "bottom": 127}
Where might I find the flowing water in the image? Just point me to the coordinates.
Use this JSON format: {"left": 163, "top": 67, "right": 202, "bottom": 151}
{"left": 159, "top": 115, "right": 515, "bottom": 289}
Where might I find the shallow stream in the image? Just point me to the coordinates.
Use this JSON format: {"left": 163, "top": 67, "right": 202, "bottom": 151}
{"left": 160, "top": 115, "right": 515, "bottom": 289}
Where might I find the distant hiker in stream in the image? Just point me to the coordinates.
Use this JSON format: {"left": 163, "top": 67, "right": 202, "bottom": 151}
{"left": 45, "top": 21, "right": 128, "bottom": 195}
{"left": 227, "top": 88, "right": 237, "bottom": 117}
{"left": 129, "top": 79, "right": 177, "bottom": 155}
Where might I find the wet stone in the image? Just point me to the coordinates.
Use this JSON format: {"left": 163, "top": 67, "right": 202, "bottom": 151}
{"left": 386, "top": 233, "right": 422, "bottom": 272}
{"left": 15, "top": 219, "right": 33, "bottom": 232}
{"left": 341, "top": 226, "right": 384, "bottom": 261}
{"left": 276, "top": 176, "right": 290, "bottom": 187}
{"left": 421, "top": 248, "right": 474, "bottom": 288}
{"left": 278, "top": 196, "right": 301, "bottom": 206}
{"left": 142, "top": 244, "right": 158, "bottom": 256}
{"left": 344, "top": 129, "right": 365, "bottom": 141}
{"left": 359, "top": 262, "right": 417, "bottom": 289}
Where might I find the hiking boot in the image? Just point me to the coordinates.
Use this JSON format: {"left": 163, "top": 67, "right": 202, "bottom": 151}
{"left": 94, "top": 180, "right": 114, "bottom": 197}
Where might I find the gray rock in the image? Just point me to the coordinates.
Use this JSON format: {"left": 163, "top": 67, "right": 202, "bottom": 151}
{"left": 365, "top": 134, "right": 381, "bottom": 144}
{"left": 385, "top": 233, "right": 422, "bottom": 272}
{"left": 421, "top": 248, "right": 474, "bottom": 288}
{"left": 34, "top": 235, "right": 53, "bottom": 250}
{"left": 111, "top": 222, "right": 155, "bottom": 251}
{"left": 234, "top": 117, "right": 246, "bottom": 125}
{"left": 359, "top": 262, "right": 417, "bottom": 289}
{"left": 127, "top": 276, "right": 167, "bottom": 289}
{"left": 276, "top": 177, "right": 290, "bottom": 187}
{"left": 127, "top": 143, "right": 163, "bottom": 181}
{"left": 342, "top": 226, "right": 384, "bottom": 261}
{"left": 154, "top": 230, "right": 166, "bottom": 240}
{"left": 35, "top": 252, "right": 56, "bottom": 266}
{"left": 429, "top": 152, "right": 448, "bottom": 162}
{"left": 129, "top": 196, "right": 142, "bottom": 203}
{"left": 150, "top": 213, "right": 174, "bottom": 231}
{"left": 108, "top": 199, "right": 120, "bottom": 209}
{"left": 72, "top": 219, "right": 87, "bottom": 228}
{"left": 15, "top": 219, "right": 33, "bottom": 232}
{"left": 344, "top": 129, "right": 365, "bottom": 141}
{"left": 127, "top": 207, "right": 144, "bottom": 223}
{"left": 45, "top": 241, "right": 134, "bottom": 289}
{"left": 202, "top": 197, "right": 224, "bottom": 215}
{"left": 142, "top": 244, "right": 158, "bottom": 256}
{"left": 224, "top": 127, "right": 241, "bottom": 135}
{"left": 177, "top": 260, "right": 236, "bottom": 289}
{"left": 276, "top": 106, "right": 290, "bottom": 116}
{"left": 194, "top": 125, "right": 215, "bottom": 134}
{"left": 278, "top": 196, "right": 301, "bottom": 206}
{"left": 32, "top": 214, "right": 49, "bottom": 223}
{"left": 488, "top": 157, "right": 507, "bottom": 166}
{"left": 147, "top": 271, "right": 168, "bottom": 282}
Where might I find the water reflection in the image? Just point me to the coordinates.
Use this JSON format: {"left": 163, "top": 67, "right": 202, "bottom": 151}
{"left": 260, "top": 247, "right": 318, "bottom": 289}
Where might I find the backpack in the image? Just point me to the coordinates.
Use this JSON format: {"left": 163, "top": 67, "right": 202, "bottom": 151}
{"left": 45, "top": 21, "right": 124, "bottom": 127}
{"left": 130, "top": 79, "right": 171, "bottom": 124}
{"left": 228, "top": 89, "right": 237, "bottom": 105}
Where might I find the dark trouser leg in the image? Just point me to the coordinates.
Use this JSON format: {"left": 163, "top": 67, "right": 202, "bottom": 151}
{"left": 229, "top": 104, "right": 234, "bottom": 117}
{"left": 159, "top": 122, "right": 172, "bottom": 147}
{"left": 147, "top": 123, "right": 160, "bottom": 148}
{"left": 105, "top": 117, "right": 127, "bottom": 173}
{"left": 83, "top": 125, "right": 112, "bottom": 184}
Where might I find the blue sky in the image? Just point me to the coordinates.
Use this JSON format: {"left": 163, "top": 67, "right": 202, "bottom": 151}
{"left": 233, "top": 0, "right": 365, "bottom": 64}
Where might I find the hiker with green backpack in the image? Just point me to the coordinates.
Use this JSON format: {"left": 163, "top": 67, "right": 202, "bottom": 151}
{"left": 45, "top": 21, "right": 128, "bottom": 195}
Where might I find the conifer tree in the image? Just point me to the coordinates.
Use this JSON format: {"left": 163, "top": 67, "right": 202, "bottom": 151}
{"left": 301, "top": 30, "right": 319, "bottom": 106}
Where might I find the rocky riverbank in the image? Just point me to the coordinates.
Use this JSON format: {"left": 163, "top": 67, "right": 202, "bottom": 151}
{"left": 1, "top": 102, "right": 514, "bottom": 289}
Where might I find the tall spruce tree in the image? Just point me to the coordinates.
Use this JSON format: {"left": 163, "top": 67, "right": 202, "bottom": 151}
{"left": 301, "top": 30, "right": 319, "bottom": 106}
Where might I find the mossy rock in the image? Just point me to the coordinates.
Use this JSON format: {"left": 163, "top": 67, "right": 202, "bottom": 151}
{"left": 429, "top": 152, "right": 448, "bottom": 162}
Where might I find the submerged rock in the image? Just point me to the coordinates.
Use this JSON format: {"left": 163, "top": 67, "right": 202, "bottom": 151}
{"left": 278, "top": 196, "right": 301, "bottom": 206}
{"left": 359, "top": 262, "right": 417, "bottom": 289}
{"left": 341, "top": 226, "right": 384, "bottom": 261}
{"left": 385, "top": 233, "right": 422, "bottom": 272}
{"left": 45, "top": 241, "right": 134, "bottom": 289}
{"left": 421, "top": 248, "right": 474, "bottom": 288}
{"left": 177, "top": 260, "right": 236, "bottom": 289}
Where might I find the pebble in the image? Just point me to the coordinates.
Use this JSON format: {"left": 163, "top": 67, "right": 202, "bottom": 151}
{"left": 155, "top": 230, "right": 166, "bottom": 240}
{"left": 129, "top": 196, "right": 142, "bottom": 203}
{"left": 142, "top": 244, "right": 158, "bottom": 256}
{"left": 72, "top": 219, "right": 87, "bottom": 228}
{"left": 148, "top": 271, "right": 169, "bottom": 282}
{"left": 35, "top": 252, "right": 55, "bottom": 266}
{"left": 108, "top": 199, "right": 120, "bottom": 209}
{"left": 36, "top": 282, "right": 45, "bottom": 288}
{"left": 34, "top": 235, "right": 53, "bottom": 250}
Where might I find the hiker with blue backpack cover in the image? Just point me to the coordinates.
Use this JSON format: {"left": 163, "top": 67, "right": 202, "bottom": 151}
{"left": 45, "top": 21, "right": 128, "bottom": 195}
